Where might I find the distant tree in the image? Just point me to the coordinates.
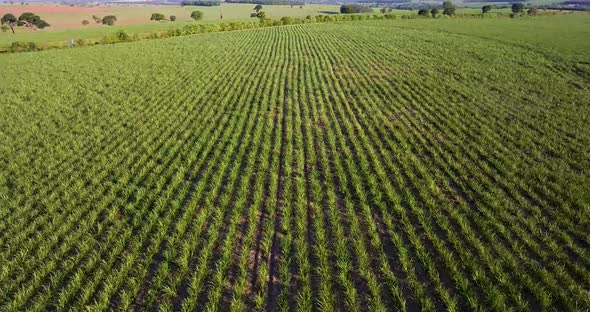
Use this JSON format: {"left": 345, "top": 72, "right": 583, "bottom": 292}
{"left": 340, "top": 5, "right": 351, "bottom": 13}
{"left": 512, "top": 2, "right": 524, "bottom": 13}
{"left": 18, "top": 12, "right": 36, "bottom": 23}
{"left": 170, "top": 15, "right": 176, "bottom": 21}
{"left": 340, "top": 4, "right": 372, "bottom": 14}
{"left": 1, "top": 12, "right": 48, "bottom": 31}
{"left": 102, "top": 15, "right": 117, "bottom": 25}
{"left": 482, "top": 5, "right": 492, "bottom": 13}
{"left": 36, "top": 19, "right": 49, "bottom": 28}
{"left": 18, "top": 12, "right": 49, "bottom": 28}
{"left": 430, "top": 8, "right": 439, "bottom": 17}
{"left": 442, "top": 1, "right": 456, "bottom": 15}
{"left": 150, "top": 13, "right": 166, "bottom": 21}
{"left": 1, "top": 13, "right": 17, "bottom": 33}
{"left": 250, "top": 12, "right": 258, "bottom": 17}
{"left": 81, "top": 19, "right": 90, "bottom": 25}
{"left": 190, "top": 10, "right": 203, "bottom": 20}
{"left": 254, "top": 4, "right": 262, "bottom": 12}
{"left": 380, "top": 7, "right": 387, "bottom": 13}
{"left": 180, "top": 0, "right": 220, "bottom": 6}
{"left": 227, "top": 0, "right": 304, "bottom": 5}
{"left": 256, "top": 10, "right": 266, "bottom": 20}
{"left": 418, "top": 8, "right": 429, "bottom": 16}
{"left": 527, "top": 7, "right": 538, "bottom": 15}
{"left": 92, "top": 15, "right": 102, "bottom": 24}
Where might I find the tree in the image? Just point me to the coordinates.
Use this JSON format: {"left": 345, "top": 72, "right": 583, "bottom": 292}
{"left": 180, "top": 1, "right": 220, "bottom": 6}
{"left": 81, "top": 19, "right": 90, "bottom": 25}
{"left": 430, "top": 8, "right": 439, "bottom": 18}
{"left": 170, "top": 15, "right": 176, "bottom": 21}
{"left": 102, "top": 15, "right": 117, "bottom": 26}
{"left": 340, "top": 4, "right": 372, "bottom": 14}
{"left": 92, "top": 15, "right": 102, "bottom": 24}
{"left": 2, "top": 12, "right": 49, "bottom": 33}
{"left": 380, "top": 7, "right": 387, "bottom": 13}
{"left": 18, "top": 12, "right": 38, "bottom": 23}
{"left": 482, "top": 5, "right": 492, "bottom": 13}
{"left": 150, "top": 13, "right": 166, "bottom": 21}
{"left": 256, "top": 11, "right": 266, "bottom": 21}
{"left": 190, "top": 10, "right": 203, "bottom": 21}
{"left": 418, "top": 8, "right": 429, "bottom": 16}
{"left": 1, "top": 13, "right": 17, "bottom": 33}
{"left": 512, "top": 2, "right": 524, "bottom": 13}
{"left": 254, "top": 4, "right": 262, "bottom": 12}
{"left": 17, "top": 12, "right": 49, "bottom": 29}
{"left": 442, "top": 1, "right": 455, "bottom": 16}
{"left": 527, "top": 8, "right": 538, "bottom": 15}
{"left": 250, "top": 12, "right": 258, "bottom": 18}
{"left": 35, "top": 19, "right": 49, "bottom": 28}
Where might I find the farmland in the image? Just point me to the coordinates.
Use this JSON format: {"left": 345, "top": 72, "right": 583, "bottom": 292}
{"left": 0, "top": 3, "right": 342, "bottom": 28}
{"left": 0, "top": 3, "right": 513, "bottom": 48}
{"left": 1, "top": 14, "right": 590, "bottom": 311}
{"left": 0, "top": 3, "right": 342, "bottom": 46}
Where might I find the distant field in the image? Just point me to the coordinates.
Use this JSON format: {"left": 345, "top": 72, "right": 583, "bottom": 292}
{"left": 0, "top": 4, "right": 512, "bottom": 47}
{"left": 460, "top": 0, "right": 568, "bottom": 8}
{"left": 1, "top": 14, "right": 589, "bottom": 311}
{"left": 0, "top": 3, "right": 340, "bottom": 45}
{"left": 0, "top": 3, "right": 342, "bottom": 29}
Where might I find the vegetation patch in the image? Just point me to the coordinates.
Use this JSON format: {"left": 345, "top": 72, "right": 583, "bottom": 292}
{"left": 0, "top": 16, "right": 588, "bottom": 311}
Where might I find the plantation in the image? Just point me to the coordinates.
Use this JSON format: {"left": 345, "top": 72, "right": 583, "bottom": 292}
{"left": 1, "top": 15, "right": 589, "bottom": 311}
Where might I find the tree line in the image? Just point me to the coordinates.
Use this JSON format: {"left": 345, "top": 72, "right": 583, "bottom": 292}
{"left": 225, "top": 0, "right": 304, "bottom": 5}
{"left": 340, "top": 4, "right": 373, "bottom": 14}
{"left": 400, "top": 1, "right": 545, "bottom": 18}
{"left": 180, "top": 1, "right": 220, "bottom": 6}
